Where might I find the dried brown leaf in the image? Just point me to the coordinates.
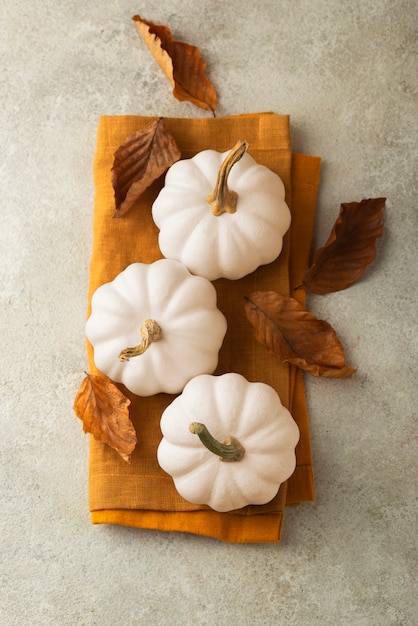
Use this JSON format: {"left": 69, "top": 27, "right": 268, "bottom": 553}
{"left": 132, "top": 14, "right": 217, "bottom": 112}
{"left": 244, "top": 291, "right": 356, "bottom": 378}
{"left": 112, "top": 117, "right": 181, "bottom": 218}
{"left": 301, "top": 197, "right": 385, "bottom": 294}
{"left": 73, "top": 373, "right": 136, "bottom": 462}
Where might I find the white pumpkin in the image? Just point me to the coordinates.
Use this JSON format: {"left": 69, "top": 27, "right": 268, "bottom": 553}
{"left": 152, "top": 140, "right": 291, "bottom": 281}
{"left": 86, "top": 259, "right": 227, "bottom": 396}
{"left": 157, "top": 373, "right": 300, "bottom": 512}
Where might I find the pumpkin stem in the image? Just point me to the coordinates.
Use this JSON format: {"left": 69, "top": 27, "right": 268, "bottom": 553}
{"left": 189, "top": 422, "right": 245, "bottom": 462}
{"left": 206, "top": 140, "right": 249, "bottom": 216}
{"left": 119, "top": 319, "right": 162, "bottom": 361}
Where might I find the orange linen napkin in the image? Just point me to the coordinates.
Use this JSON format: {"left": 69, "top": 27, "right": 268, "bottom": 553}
{"left": 86, "top": 112, "right": 321, "bottom": 543}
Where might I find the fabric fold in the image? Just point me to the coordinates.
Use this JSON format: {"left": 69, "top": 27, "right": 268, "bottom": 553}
{"left": 86, "top": 113, "right": 320, "bottom": 543}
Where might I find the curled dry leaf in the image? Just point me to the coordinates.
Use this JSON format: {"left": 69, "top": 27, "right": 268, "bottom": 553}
{"left": 112, "top": 117, "right": 181, "bottom": 218}
{"left": 73, "top": 373, "right": 137, "bottom": 462}
{"left": 132, "top": 14, "right": 217, "bottom": 112}
{"left": 301, "top": 197, "right": 385, "bottom": 295}
{"left": 244, "top": 291, "right": 356, "bottom": 378}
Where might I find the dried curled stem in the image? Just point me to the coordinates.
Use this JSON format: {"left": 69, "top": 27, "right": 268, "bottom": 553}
{"left": 206, "top": 140, "right": 249, "bottom": 216}
{"left": 119, "top": 319, "right": 162, "bottom": 361}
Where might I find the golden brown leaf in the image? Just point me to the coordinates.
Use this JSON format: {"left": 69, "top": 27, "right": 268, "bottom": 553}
{"left": 301, "top": 197, "right": 385, "bottom": 294}
{"left": 73, "top": 373, "right": 136, "bottom": 462}
{"left": 244, "top": 291, "right": 356, "bottom": 378}
{"left": 132, "top": 14, "right": 217, "bottom": 112}
{"left": 112, "top": 117, "right": 181, "bottom": 218}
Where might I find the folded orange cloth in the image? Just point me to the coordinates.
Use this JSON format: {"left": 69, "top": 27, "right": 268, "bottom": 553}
{"left": 86, "top": 112, "right": 321, "bottom": 543}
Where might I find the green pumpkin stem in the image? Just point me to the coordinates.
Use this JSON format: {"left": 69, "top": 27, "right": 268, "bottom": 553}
{"left": 206, "top": 140, "right": 249, "bottom": 216}
{"left": 119, "top": 318, "right": 162, "bottom": 361}
{"left": 189, "top": 422, "right": 245, "bottom": 462}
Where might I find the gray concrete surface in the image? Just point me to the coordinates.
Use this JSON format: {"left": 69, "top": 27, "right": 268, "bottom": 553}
{"left": 1, "top": 1, "right": 417, "bottom": 624}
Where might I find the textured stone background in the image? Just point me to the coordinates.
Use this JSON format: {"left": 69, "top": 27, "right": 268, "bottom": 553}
{"left": 1, "top": 1, "right": 417, "bottom": 624}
